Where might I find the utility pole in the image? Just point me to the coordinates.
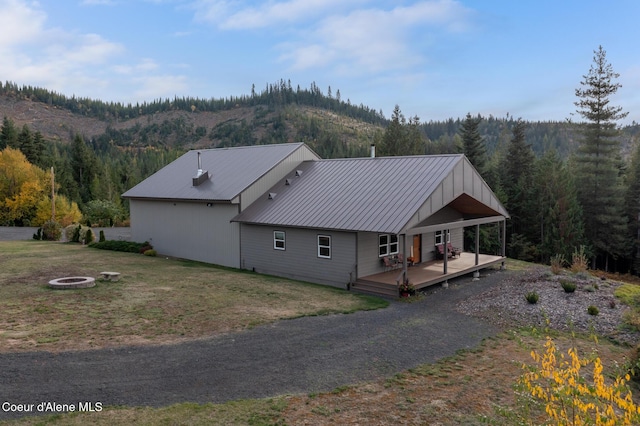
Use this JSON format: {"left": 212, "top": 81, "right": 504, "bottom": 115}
{"left": 51, "top": 166, "right": 55, "bottom": 221}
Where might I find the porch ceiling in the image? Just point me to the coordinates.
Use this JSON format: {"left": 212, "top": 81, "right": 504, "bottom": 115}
{"left": 449, "top": 193, "right": 501, "bottom": 217}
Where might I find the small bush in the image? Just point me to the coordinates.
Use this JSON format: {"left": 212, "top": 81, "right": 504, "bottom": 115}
{"left": 64, "top": 224, "right": 93, "bottom": 243}
{"left": 72, "top": 224, "right": 81, "bottom": 242}
{"left": 84, "top": 229, "right": 94, "bottom": 244}
{"left": 525, "top": 291, "right": 539, "bottom": 304}
{"left": 550, "top": 254, "right": 565, "bottom": 275}
{"left": 570, "top": 245, "right": 589, "bottom": 274}
{"left": 99, "top": 230, "right": 105, "bottom": 242}
{"left": 33, "top": 228, "right": 42, "bottom": 240}
{"left": 587, "top": 305, "right": 599, "bottom": 316}
{"left": 42, "top": 221, "right": 62, "bottom": 241}
{"left": 560, "top": 280, "right": 577, "bottom": 293}
{"left": 143, "top": 249, "right": 157, "bottom": 257}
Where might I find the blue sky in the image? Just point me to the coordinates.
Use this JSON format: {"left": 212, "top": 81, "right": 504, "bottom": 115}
{"left": 1, "top": 0, "right": 639, "bottom": 124}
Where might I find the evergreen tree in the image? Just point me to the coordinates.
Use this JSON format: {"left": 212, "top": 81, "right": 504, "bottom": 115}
{"left": 379, "top": 105, "right": 406, "bottom": 156}
{"left": 70, "top": 134, "right": 98, "bottom": 203}
{"left": 0, "top": 116, "right": 18, "bottom": 149}
{"left": 573, "top": 46, "right": 628, "bottom": 270}
{"left": 501, "top": 119, "right": 536, "bottom": 256}
{"left": 626, "top": 141, "right": 640, "bottom": 274}
{"left": 17, "top": 124, "right": 37, "bottom": 165}
{"left": 534, "top": 151, "right": 585, "bottom": 262}
{"left": 458, "top": 113, "right": 487, "bottom": 175}
{"left": 379, "top": 106, "right": 426, "bottom": 156}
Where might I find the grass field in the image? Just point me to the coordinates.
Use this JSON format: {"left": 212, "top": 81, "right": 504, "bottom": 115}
{"left": 0, "top": 241, "right": 386, "bottom": 353}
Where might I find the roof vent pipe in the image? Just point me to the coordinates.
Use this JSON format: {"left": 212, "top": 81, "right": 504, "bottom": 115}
{"left": 192, "top": 151, "right": 209, "bottom": 186}
{"left": 370, "top": 144, "right": 375, "bottom": 158}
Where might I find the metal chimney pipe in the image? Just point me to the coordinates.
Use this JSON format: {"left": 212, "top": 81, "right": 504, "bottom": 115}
{"left": 197, "top": 152, "right": 202, "bottom": 174}
{"left": 370, "top": 144, "right": 375, "bottom": 158}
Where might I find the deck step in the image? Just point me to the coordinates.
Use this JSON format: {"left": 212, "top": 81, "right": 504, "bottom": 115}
{"left": 351, "top": 279, "right": 398, "bottom": 298}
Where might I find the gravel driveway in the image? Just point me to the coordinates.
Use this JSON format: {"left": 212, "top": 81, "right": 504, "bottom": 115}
{"left": 0, "top": 268, "right": 508, "bottom": 420}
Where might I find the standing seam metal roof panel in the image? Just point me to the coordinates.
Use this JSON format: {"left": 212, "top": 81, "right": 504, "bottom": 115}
{"left": 233, "top": 154, "right": 464, "bottom": 234}
{"left": 122, "top": 143, "right": 312, "bottom": 202}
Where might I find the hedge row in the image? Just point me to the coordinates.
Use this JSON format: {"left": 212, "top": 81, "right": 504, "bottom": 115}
{"left": 89, "top": 240, "right": 153, "bottom": 254}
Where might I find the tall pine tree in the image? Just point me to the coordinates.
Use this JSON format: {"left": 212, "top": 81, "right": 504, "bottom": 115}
{"left": 573, "top": 45, "right": 628, "bottom": 270}
{"left": 458, "top": 113, "right": 487, "bottom": 175}
{"left": 500, "top": 119, "right": 536, "bottom": 257}
{"left": 626, "top": 141, "right": 640, "bottom": 274}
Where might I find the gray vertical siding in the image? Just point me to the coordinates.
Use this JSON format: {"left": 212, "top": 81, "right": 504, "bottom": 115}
{"left": 130, "top": 200, "right": 240, "bottom": 268}
{"left": 240, "top": 224, "right": 357, "bottom": 288}
{"left": 240, "top": 145, "right": 319, "bottom": 210}
{"left": 356, "top": 232, "right": 381, "bottom": 277}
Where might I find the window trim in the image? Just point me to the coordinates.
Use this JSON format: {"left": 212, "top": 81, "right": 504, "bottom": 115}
{"left": 273, "top": 230, "right": 285, "bottom": 250}
{"left": 317, "top": 235, "right": 331, "bottom": 259}
{"left": 435, "top": 230, "right": 450, "bottom": 246}
{"left": 378, "top": 234, "right": 399, "bottom": 257}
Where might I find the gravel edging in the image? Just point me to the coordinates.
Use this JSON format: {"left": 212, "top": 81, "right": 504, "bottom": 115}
{"left": 457, "top": 267, "right": 638, "bottom": 345}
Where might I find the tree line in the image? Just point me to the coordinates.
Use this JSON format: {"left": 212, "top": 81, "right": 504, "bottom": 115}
{"left": 0, "top": 118, "right": 182, "bottom": 227}
{"left": 376, "top": 46, "right": 639, "bottom": 275}
{"left": 0, "top": 80, "right": 386, "bottom": 125}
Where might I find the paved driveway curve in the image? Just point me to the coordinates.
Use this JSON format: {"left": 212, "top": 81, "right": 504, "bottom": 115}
{"left": 0, "top": 270, "right": 508, "bottom": 420}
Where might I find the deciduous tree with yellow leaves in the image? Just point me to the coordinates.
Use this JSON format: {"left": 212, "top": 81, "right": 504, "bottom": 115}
{"left": 0, "top": 147, "right": 81, "bottom": 226}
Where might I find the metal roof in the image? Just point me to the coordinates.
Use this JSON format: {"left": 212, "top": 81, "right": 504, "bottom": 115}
{"left": 122, "top": 143, "right": 311, "bottom": 202}
{"left": 232, "top": 154, "right": 468, "bottom": 234}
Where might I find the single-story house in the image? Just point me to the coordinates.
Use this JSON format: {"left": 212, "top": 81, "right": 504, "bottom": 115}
{"left": 123, "top": 143, "right": 509, "bottom": 296}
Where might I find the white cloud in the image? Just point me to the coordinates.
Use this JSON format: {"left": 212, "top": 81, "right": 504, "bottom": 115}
{"left": 193, "top": 0, "right": 361, "bottom": 29}
{"left": 280, "top": 0, "right": 473, "bottom": 75}
{"left": 0, "top": 0, "right": 188, "bottom": 103}
{"left": 0, "top": 0, "right": 47, "bottom": 47}
{"left": 194, "top": 0, "right": 473, "bottom": 77}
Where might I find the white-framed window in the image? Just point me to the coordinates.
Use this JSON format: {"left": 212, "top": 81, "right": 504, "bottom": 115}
{"left": 317, "top": 235, "right": 331, "bottom": 259}
{"left": 435, "top": 230, "right": 450, "bottom": 246}
{"left": 273, "top": 231, "right": 285, "bottom": 250}
{"left": 378, "top": 234, "right": 399, "bottom": 257}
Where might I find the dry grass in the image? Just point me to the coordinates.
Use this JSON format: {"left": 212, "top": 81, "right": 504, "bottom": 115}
{"left": 0, "top": 241, "right": 385, "bottom": 353}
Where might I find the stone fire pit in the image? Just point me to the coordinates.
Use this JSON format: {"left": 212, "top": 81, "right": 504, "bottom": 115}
{"left": 48, "top": 277, "right": 96, "bottom": 289}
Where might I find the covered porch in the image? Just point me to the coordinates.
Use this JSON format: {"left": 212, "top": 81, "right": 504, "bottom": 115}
{"left": 352, "top": 215, "right": 507, "bottom": 297}
{"left": 358, "top": 251, "right": 505, "bottom": 290}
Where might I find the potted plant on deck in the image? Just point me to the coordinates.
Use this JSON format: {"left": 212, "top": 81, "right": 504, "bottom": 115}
{"left": 398, "top": 280, "right": 415, "bottom": 298}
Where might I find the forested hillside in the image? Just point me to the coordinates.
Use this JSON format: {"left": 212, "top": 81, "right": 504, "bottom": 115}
{"left": 1, "top": 75, "right": 639, "bottom": 274}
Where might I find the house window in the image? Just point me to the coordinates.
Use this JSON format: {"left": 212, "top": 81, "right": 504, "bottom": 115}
{"left": 273, "top": 231, "right": 285, "bottom": 250}
{"left": 378, "top": 234, "right": 399, "bottom": 257}
{"left": 318, "top": 235, "right": 331, "bottom": 259}
{"left": 435, "top": 230, "right": 450, "bottom": 246}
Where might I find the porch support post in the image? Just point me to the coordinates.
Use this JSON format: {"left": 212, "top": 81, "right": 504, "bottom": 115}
{"left": 443, "top": 229, "right": 448, "bottom": 274}
{"left": 475, "top": 224, "right": 480, "bottom": 266}
{"left": 501, "top": 219, "right": 507, "bottom": 270}
{"left": 402, "top": 234, "right": 408, "bottom": 283}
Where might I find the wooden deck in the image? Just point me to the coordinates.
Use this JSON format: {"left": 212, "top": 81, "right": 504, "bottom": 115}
{"left": 353, "top": 252, "right": 505, "bottom": 297}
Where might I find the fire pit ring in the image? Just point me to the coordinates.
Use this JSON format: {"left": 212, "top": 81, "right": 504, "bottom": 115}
{"left": 48, "top": 277, "right": 96, "bottom": 289}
